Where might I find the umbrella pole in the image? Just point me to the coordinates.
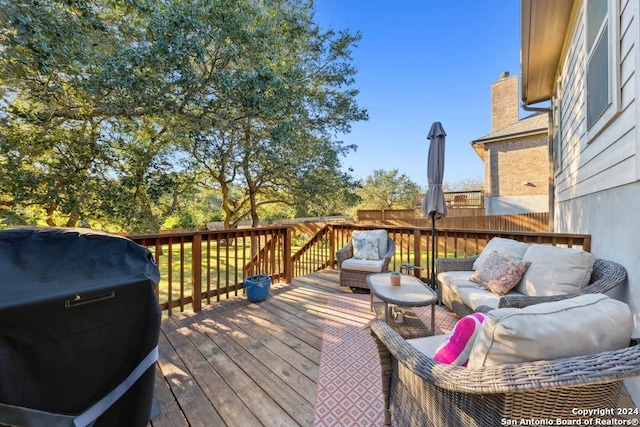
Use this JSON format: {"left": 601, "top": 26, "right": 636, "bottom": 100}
{"left": 430, "top": 216, "right": 436, "bottom": 290}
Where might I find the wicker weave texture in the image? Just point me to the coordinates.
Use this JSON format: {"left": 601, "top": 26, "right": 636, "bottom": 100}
{"left": 371, "top": 320, "right": 640, "bottom": 426}
{"left": 336, "top": 237, "right": 396, "bottom": 290}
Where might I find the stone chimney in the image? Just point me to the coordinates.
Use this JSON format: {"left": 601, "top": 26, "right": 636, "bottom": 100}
{"left": 491, "top": 71, "right": 519, "bottom": 132}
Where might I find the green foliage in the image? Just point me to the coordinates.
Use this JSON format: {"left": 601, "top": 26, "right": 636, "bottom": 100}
{"left": 0, "top": 0, "right": 367, "bottom": 232}
{"left": 357, "top": 169, "right": 421, "bottom": 210}
{"left": 442, "top": 176, "right": 484, "bottom": 192}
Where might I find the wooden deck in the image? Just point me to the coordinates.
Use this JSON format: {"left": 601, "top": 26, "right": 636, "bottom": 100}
{"left": 148, "top": 269, "right": 637, "bottom": 427}
{"left": 149, "top": 269, "right": 343, "bottom": 427}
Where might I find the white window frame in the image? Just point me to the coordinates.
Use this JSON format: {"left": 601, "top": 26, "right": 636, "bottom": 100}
{"left": 585, "top": 0, "right": 621, "bottom": 141}
{"left": 552, "top": 81, "right": 562, "bottom": 173}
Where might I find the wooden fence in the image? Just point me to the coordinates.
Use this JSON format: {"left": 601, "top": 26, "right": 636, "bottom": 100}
{"left": 414, "top": 190, "right": 484, "bottom": 209}
{"left": 357, "top": 211, "right": 549, "bottom": 232}
{"left": 357, "top": 209, "right": 415, "bottom": 221}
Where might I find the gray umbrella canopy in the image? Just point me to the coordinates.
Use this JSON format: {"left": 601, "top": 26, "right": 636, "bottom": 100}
{"left": 422, "top": 122, "right": 447, "bottom": 220}
{"left": 422, "top": 121, "right": 446, "bottom": 290}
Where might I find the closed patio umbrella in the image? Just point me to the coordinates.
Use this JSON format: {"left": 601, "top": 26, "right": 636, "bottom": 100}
{"left": 422, "top": 121, "right": 447, "bottom": 290}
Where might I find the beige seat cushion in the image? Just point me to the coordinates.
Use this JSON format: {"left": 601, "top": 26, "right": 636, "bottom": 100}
{"left": 352, "top": 230, "right": 388, "bottom": 258}
{"left": 437, "top": 271, "right": 477, "bottom": 290}
{"left": 456, "top": 285, "right": 503, "bottom": 311}
{"left": 468, "top": 294, "right": 632, "bottom": 368}
{"left": 473, "top": 237, "right": 530, "bottom": 270}
{"left": 438, "top": 270, "right": 525, "bottom": 311}
{"left": 515, "top": 244, "right": 595, "bottom": 296}
{"left": 407, "top": 333, "right": 452, "bottom": 357}
{"left": 341, "top": 258, "right": 384, "bottom": 273}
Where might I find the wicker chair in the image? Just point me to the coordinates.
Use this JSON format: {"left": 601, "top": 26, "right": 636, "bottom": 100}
{"left": 437, "top": 257, "right": 627, "bottom": 317}
{"left": 370, "top": 320, "right": 640, "bottom": 426}
{"left": 336, "top": 236, "right": 396, "bottom": 291}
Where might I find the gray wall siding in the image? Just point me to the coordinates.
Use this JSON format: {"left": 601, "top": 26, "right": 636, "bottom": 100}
{"left": 552, "top": 0, "right": 640, "bottom": 404}
{"left": 555, "top": 0, "right": 637, "bottom": 205}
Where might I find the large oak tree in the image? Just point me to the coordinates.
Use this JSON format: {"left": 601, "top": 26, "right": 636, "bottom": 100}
{"left": 0, "top": 0, "right": 366, "bottom": 232}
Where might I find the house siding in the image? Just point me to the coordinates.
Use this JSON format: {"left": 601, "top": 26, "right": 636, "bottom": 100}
{"left": 552, "top": 0, "right": 640, "bottom": 404}
{"left": 555, "top": 0, "right": 637, "bottom": 203}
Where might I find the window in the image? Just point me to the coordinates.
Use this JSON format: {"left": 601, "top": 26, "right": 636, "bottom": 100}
{"left": 585, "top": 0, "right": 621, "bottom": 143}
{"left": 586, "top": 0, "right": 608, "bottom": 128}
{"left": 552, "top": 83, "right": 562, "bottom": 172}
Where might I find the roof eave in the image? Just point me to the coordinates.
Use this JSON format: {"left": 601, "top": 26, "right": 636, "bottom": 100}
{"left": 471, "top": 127, "right": 548, "bottom": 145}
{"left": 471, "top": 143, "right": 485, "bottom": 161}
{"left": 521, "top": 0, "right": 575, "bottom": 106}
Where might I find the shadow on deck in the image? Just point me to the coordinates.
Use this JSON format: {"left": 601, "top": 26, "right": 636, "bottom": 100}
{"left": 149, "top": 269, "right": 343, "bottom": 427}
{"left": 148, "top": 269, "right": 637, "bottom": 427}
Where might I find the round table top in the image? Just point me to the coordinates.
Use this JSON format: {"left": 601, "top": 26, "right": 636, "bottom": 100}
{"left": 367, "top": 273, "right": 437, "bottom": 307}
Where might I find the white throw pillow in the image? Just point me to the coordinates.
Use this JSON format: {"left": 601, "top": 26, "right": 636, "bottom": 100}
{"left": 515, "top": 244, "right": 595, "bottom": 296}
{"left": 473, "top": 237, "right": 530, "bottom": 270}
{"left": 352, "top": 237, "right": 379, "bottom": 260}
{"left": 467, "top": 294, "right": 632, "bottom": 368}
{"left": 352, "top": 229, "right": 388, "bottom": 259}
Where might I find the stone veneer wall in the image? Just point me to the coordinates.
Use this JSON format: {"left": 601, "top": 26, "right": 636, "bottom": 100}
{"left": 485, "top": 133, "right": 548, "bottom": 198}
{"left": 491, "top": 74, "right": 519, "bottom": 132}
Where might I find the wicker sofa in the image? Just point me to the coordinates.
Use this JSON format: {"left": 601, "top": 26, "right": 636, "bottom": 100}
{"left": 370, "top": 293, "right": 640, "bottom": 426}
{"left": 437, "top": 237, "right": 627, "bottom": 318}
{"left": 336, "top": 229, "right": 395, "bottom": 292}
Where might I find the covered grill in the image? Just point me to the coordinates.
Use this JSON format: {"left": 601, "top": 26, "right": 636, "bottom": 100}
{"left": 0, "top": 227, "right": 161, "bottom": 427}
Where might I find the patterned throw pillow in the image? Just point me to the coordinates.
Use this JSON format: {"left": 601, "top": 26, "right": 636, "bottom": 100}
{"left": 352, "top": 237, "right": 380, "bottom": 260}
{"left": 469, "top": 250, "right": 531, "bottom": 296}
{"left": 434, "top": 312, "right": 488, "bottom": 366}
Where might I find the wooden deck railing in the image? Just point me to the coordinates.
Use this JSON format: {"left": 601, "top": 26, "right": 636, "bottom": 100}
{"left": 128, "top": 224, "right": 590, "bottom": 316}
{"left": 311, "top": 224, "right": 590, "bottom": 282}
{"left": 290, "top": 225, "right": 335, "bottom": 277}
{"left": 128, "top": 226, "right": 291, "bottom": 316}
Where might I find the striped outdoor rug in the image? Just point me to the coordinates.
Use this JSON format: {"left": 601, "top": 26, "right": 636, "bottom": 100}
{"left": 312, "top": 293, "right": 458, "bottom": 426}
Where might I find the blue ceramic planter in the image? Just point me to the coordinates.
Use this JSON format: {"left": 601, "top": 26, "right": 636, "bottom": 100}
{"left": 244, "top": 274, "right": 271, "bottom": 302}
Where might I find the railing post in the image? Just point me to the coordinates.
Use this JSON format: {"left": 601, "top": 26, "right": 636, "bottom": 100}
{"left": 413, "top": 228, "right": 421, "bottom": 277}
{"left": 192, "top": 233, "right": 202, "bottom": 312}
{"left": 283, "top": 227, "right": 293, "bottom": 283}
{"left": 329, "top": 225, "right": 336, "bottom": 269}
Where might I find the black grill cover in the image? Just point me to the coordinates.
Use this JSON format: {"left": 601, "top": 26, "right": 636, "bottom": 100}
{"left": 0, "top": 227, "right": 161, "bottom": 426}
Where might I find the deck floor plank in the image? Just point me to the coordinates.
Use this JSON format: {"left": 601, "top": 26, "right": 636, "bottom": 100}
{"left": 164, "top": 312, "right": 264, "bottom": 427}
{"left": 154, "top": 326, "right": 226, "bottom": 426}
{"left": 236, "top": 300, "right": 323, "bottom": 356}
{"left": 201, "top": 300, "right": 318, "bottom": 402}
{"left": 147, "top": 268, "right": 638, "bottom": 427}
{"left": 150, "top": 271, "right": 341, "bottom": 426}
{"left": 260, "top": 296, "right": 326, "bottom": 336}
{"left": 196, "top": 302, "right": 315, "bottom": 426}
{"left": 209, "top": 300, "right": 319, "bottom": 383}
{"left": 150, "top": 364, "right": 188, "bottom": 427}
{"left": 150, "top": 269, "right": 638, "bottom": 426}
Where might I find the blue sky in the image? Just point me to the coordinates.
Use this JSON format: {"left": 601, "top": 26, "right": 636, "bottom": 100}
{"left": 312, "top": 1, "right": 522, "bottom": 189}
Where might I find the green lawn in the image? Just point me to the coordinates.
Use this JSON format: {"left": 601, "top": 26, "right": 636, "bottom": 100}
{"left": 150, "top": 239, "right": 474, "bottom": 315}
{"left": 152, "top": 241, "right": 303, "bottom": 313}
